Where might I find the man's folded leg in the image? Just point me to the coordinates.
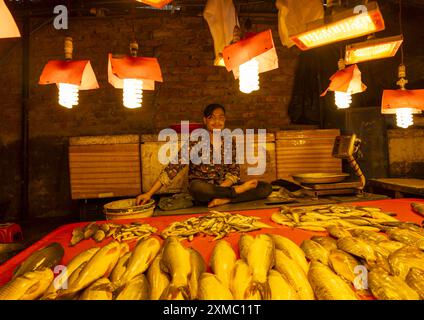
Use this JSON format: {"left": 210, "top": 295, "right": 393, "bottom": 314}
{"left": 188, "top": 179, "right": 237, "bottom": 203}
{"left": 230, "top": 181, "right": 273, "bottom": 203}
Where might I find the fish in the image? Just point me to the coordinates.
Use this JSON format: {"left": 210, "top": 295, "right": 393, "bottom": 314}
{"left": 327, "top": 226, "right": 351, "bottom": 239}
{"left": 238, "top": 234, "right": 254, "bottom": 261}
{"left": 411, "top": 202, "right": 424, "bottom": 217}
{"left": 377, "top": 240, "right": 405, "bottom": 254}
{"left": 245, "top": 234, "right": 275, "bottom": 300}
{"left": 349, "top": 229, "right": 387, "bottom": 243}
{"left": 337, "top": 237, "right": 376, "bottom": 263}
{"left": 147, "top": 253, "right": 170, "bottom": 300}
{"left": 160, "top": 237, "right": 192, "bottom": 300}
{"left": 269, "top": 234, "right": 309, "bottom": 274}
{"left": 268, "top": 270, "right": 298, "bottom": 300}
{"left": 328, "top": 249, "right": 361, "bottom": 284}
{"left": 310, "top": 236, "right": 338, "bottom": 252}
{"left": 210, "top": 240, "right": 236, "bottom": 289}
{"left": 0, "top": 268, "right": 54, "bottom": 300}
{"left": 110, "top": 252, "right": 131, "bottom": 284}
{"left": 117, "top": 237, "right": 161, "bottom": 286}
{"left": 386, "top": 228, "right": 424, "bottom": 249}
{"left": 188, "top": 248, "right": 205, "bottom": 300}
{"left": 115, "top": 274, "right": 150, "bottom": 300}
{"left": 230, "top": 260, "right": 261, "bottom": 300}
{"left": 308, "top": 261, "right": 358, "bottom": 300}
{"left": 388, "top": 246, "right": 424, "bottom": 279}
{"left": 13, "top": 243, "right": 64, "bottom": 279}
{"left": 301, "top": 239, "right": 329, "bottom": 265}
{"left": 69, "top": 227, "right": 84, "bottom": 247}
{"left": 197, "top": 273, "right": 233, "bottom": 300}
{"left": 274, "top": 249, "right": 314, "bottom": 300}
{"left": 79, "top": 278, "right": 112, "bottom": 300}
{"left": 405, "top": 268, "right": 424, "bottom": 299}
{"left": 43, "top": 247, "right": 99, "bottom": 299}
{"left": 368, "top": 267, "right": 420, "bottom": 300}
{"left": 60, "top": 241, "right": 124, "bottom": 297}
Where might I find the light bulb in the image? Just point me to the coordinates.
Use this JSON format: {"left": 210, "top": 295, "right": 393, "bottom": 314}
{"left": 123, "top": 79, "right": 143, "bottom": 109}
{"left": 396, "top": 108, "right": 414, "bottom": 128}
{"left": 239, "top": 58, "right": 259, "bottom": 94}
{"left": 335, "top": 91, "right": 352, "bottom": 109}
{"left": 58, "top": 83, "right": 79, "bottom": 109}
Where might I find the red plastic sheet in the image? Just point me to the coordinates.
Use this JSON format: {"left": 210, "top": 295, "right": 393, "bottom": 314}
{"left": 0, "top": 198, "right": 423, "bottom": 288}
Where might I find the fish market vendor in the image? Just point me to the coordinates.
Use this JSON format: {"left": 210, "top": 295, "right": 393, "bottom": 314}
{"left": 136, "top": 104, "right": 272, "bottom": 208}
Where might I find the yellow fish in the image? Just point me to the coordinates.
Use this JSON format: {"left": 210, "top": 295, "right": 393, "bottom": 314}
{"left": 79, "top": 278, "right": 112, "bottom": 300}
{"left": 269, "top": 234, "right": 309, "bottom": 274}
{"left": 115, "top": 274, "right": 150, "bottom": 300}
{"left": 210, "top": 240, "right": 236, "bottom": 289}
{"left": 197, "top": 273, "right": 233, "bottom": 300}
{"left": 230, "top": 260, "right": 261, "bottom": 300}
{"left": 147, "top": 253, "right": 170, "bottom": 300}
{"left": 268, "top": 270, "right": 298, "bottom": 300}
{"left": 188, "top": 248, "right": 206, "bottom": 300}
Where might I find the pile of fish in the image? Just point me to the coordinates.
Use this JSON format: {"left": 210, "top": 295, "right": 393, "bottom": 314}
{"left": 271, "top": 205, "right": 401, "bottom": 232}
{"left": 161, "top": 211, "right": 273, "bottom": 241}
{"left": 70, "top": 221, "right": 157, "bottom": 246}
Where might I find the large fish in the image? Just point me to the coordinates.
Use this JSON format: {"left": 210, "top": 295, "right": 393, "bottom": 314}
{"left": 79, "top": 278, "right": 112, "bottom": 300}
{"left": 230, "top": 260, "right": 260, "bottom": 300}
{"left": 147, "top": 253, "right": 170, "bottom": 300}
{"left": 117, "top": 237, "right": 161, "bottom": 287}
{"left": 115, "top": 274, "right": 150, "bottom": 300}
{"left": 406, "top": 268, "right": 424, "bottom": 299}
{"left": 269, "top": 234, "right": 309, "bottom": 274}
{"left": 387, "top": 228, "right": 424, "bottom": 250}
{"left": 0, "top": 268, "right": 54, "bottom": 300}
{"left": 268, "top": 270, "right": 298, "bottom": 300}
{"left": 308, "top": 261, "right": 358, "bottom": 300}
{"left": 388, "top": 246, "right": 424, "bottom": 279}
{"left": 188, "top": 248, "right": 205, "bottom": 300}
{"left": 210, "top": 240, "right": 236, "bottom": 289}
{"left": 328, "top": 249, "right": 361, "bottom": 284}
{"left": 337, "top": 236, "right": 376, "bottom": 263}
{"left": 160, "top": 237, "right": 192, "bottom": 300}
{"left": 349, "top": 229, "right": 387, "bottom": 243}
{"left": 274, "top": 249, "right": 314, "bottom": 300}
{"left": 13, "top": 243, "right": 64, "bottom": 279}
{"left": 238, "top": 234, "right": 254, "bottom": 261}
{"left": 197, "top": 273, "right": 233, "bottom": 300}
{"left": 245, "top": 234, "right": 275, "bottom": 300}
{"left": 310, "top": 236, "right": 338, "bottom": 252}
{"left": 43, "top": 247, "right": 99, "bottom": 299}
{"left": 60, "top": 241, "right": 124, "bottom": 297}
{"left": 327, "top": 226, "right": 351, "bottom": 239}
{"left": 369, "top": 267, "right": 420, "bottom": 300}
{"left": 301, "top": 239, "right": 329, "bottom": 265}
{"left": 377, "top": 240, "right": 405, "bottom": 254}
{"left": 110, "top": 252, "right": 131, "bottom": 284}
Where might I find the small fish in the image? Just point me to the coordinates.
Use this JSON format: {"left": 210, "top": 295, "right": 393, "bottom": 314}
{"left": 238, "top": 234, "right": 254, "bottom": 261}
{"left": 0, "top": 268, "right": 54, "bottom": 300}
{"left": 310, "top": 236, "right": 338, "bottom": 252}
{"left": 301, "top": 239, "right": 330, "bottom": 265}
{"left": 387, "top": 228, "right": 424, "bottom": 249}
{"left": 274, "top": 249, "right": 314, "bottom": 300}
{"left": 210, "top": 240, "right": 236, "bottom": 289}
{"left": 268, "top": 270, "right": 298, "bottom": 300}
{"left": 406, "top": 268, "right": 424, "bottom": 299}
{"left": 269, "top": 234, "right": 309, "bottom": 274}
{"left": 188, "top": 248, "right": 205, "bottom": 300}
{"left": 160, "top": 237, "right": 192, "bottom": 300}
{"left": 328, "top": 249, "right": 360, "bottom": 284}
{"left": 369, "top": 267, "right": 420, "bottom": 300}
{"left": 197, "top": 273, "right": 233, "bottom": 300}
{"left": 308, "top": 261, "right": 358, "bottom": 300}
{"left": 337, "top": 237, "right": 376, "bottom": 263}
{"left": 327, "top": 226, "right": 351, "bottom": 239}
{"left": 388, "top": 246, "right": 424, "bottom": 279}
{"left": 79, "top": 278, "right": 112, "bottom": 300}
{"left": 377, "top": 240, "right": 405, "bottom": 254}
{"left": 245, "top": 234, "right": 275, "bottom": 300}
{"left": 147, "top": 253, "right": 170, "bottom": 300}
{"left": 13, "top": 243, "right": 64, "bottom": 279}
{"left": 70, "top": 227, "right": 84, "bottom": 246}
{"left": 349, "top": 229, "right": 387, "bottom": 243}
{"left": 230, "top": 260, "right": 261, "bottom": 300}
{"left": 115, "top": 274, "right": 150, "bottom": 300}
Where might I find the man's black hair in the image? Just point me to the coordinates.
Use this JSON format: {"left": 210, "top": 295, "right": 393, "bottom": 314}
{"left": 203, "top": 104, "right": 226, "bottom": 118}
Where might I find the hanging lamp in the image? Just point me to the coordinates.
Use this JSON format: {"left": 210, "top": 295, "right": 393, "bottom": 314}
{"left": 0, "top": 0, "right": 20, "bottom": 39}
{"left": 135, "top": 0, "right": 173, "bottom": 9}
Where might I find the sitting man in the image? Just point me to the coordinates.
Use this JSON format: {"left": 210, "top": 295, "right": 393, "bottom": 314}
{"left": 136, "top": 103, "right": 272, "bottom": 208}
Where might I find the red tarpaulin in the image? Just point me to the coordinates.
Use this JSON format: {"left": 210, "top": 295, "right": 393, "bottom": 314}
{"left": 0, "top": 198, "right": 423, "bottom": 289}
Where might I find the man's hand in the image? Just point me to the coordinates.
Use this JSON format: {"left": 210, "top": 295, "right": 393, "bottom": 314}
{"left": 136, "top": 193, "right": 152, "bottom": 205}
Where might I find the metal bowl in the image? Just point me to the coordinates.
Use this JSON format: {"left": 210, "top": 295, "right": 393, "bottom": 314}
{"left": 291, "top": 173, "right": 349, "bottom": 184}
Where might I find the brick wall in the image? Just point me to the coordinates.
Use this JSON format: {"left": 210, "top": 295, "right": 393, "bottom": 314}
{"left": 0, "top": 14, "right": 299, "bottom": 219}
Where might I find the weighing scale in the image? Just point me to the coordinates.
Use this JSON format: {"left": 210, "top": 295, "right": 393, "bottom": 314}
{"left": 292, "top": 134, "right": 366, "bottom": 198}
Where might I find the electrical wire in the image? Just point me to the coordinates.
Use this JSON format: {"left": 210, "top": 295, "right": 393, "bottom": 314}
{"left": 399, "top": 0, "right": 404, "bottom": 64}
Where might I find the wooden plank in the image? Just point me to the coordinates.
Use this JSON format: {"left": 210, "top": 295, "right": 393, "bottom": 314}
{"left": 69, "top": 161, "right": 140, "bottom": 169}
{"left": 69, "top": 144, "right": 139, "bottom": 153}
{"left": 70, "top": 167, "right": 140, "bottom": 174}
{"left": 69, "top": 134, "right": 139, "bottom": 146}
{"left": 276, "top": 129, "right": 340, "bottom": 140}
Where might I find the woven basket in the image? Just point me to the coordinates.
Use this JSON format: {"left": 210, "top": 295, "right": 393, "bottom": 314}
{"left": 103, "top": 198, "right": 155, "bottom": 220}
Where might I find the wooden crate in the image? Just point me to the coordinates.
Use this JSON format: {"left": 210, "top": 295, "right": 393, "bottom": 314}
{"left": 275, "top": 129, "right": 342, "bottom": 179}
{"left": 69, "top": 135, "right": 141, "bottom": 199}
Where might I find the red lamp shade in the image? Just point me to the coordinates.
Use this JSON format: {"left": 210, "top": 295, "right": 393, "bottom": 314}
{"left": 321, "top": 64, "right": 366, "bottom": 96}
{"left": 0, "top": 0, "right": 20, "bottom": 39}
{"left": 381, "top": 89, "right": 424, "bottom": 114}
{"left": 108, "top": 54, "right": 163, "bottom": 90}
{"left": 39, "top": 60, "right": 99, "bottom": 90}
{"left": 135, "top": 0, "right": 173, "bottom": 9}
{"left": 222, "top": 29, "right": 278, "bottom": 79}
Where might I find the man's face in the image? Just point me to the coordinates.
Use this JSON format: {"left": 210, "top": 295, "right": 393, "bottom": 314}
{"left": 204, "top": 108, "right": 226, "bottom": 131}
